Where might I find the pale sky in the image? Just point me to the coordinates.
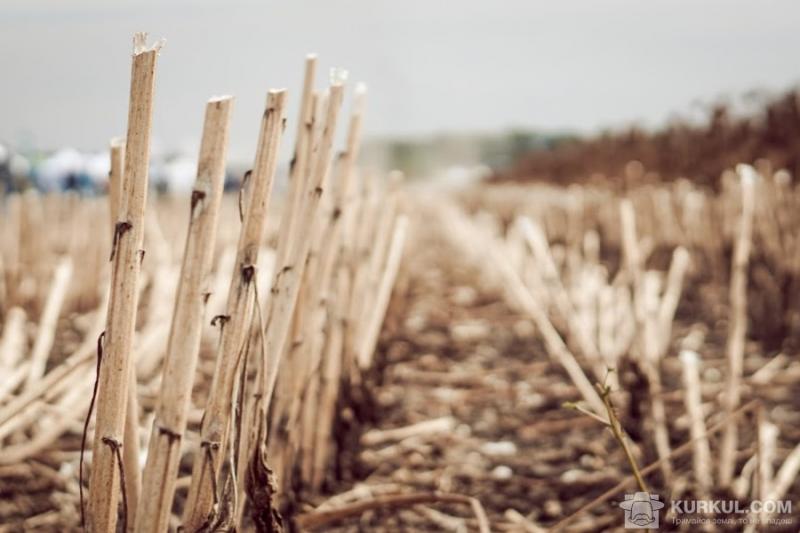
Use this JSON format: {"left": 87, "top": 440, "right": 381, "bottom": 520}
{"left": 1, "top": 0, "right": 799, "bottom": 162}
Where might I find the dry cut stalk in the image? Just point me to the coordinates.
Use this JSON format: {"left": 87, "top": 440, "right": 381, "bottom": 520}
{"left": 488, "top": 228, "right": 606, "bottom": 417}
{"left": 756, "top": 411, "right": 778, "bottom": 503}
{"left": 282, "top": 95, "right": 337, "bottom": 486}
{"left": 719, "top": 164, "right": 756, "bottom": 487}
{"left": 107, "top": 134, "right": 143, "bottom": 533}
{"left": 352, "top": 175, "right": 399, "bottom": 370}
{"left": 108, "top": 135, "right": 144, "bottom": 533}
{"left": 260, "top": 57, "right": 318, "bottom": 492}
{"left": 619, "top": 199, "right": 643, "bottom": 290}
{"left": 88, "top": 32, "right": 161, "bottom": 533}
{"left": 297, "top": 153, "right": 361, "bottom": 484}
{"left": 505, "top": 509, "right": 546, "bottom": 533}
{"left": 517, "top": 216, "right": 607, "bottom": 384}
{"left": 360, "top": 416, "right": 455, "bottom": 447}
{"left": 1, "top": 378, "right": 91, "bottom": 464}
{"left": 599, "top": 382, "right": 648, "bottom": 494}
{"left": 640, "top": 273, "right": 673, "bottom": 483}
{"left": 294, "top": 491, "right": 491, "bottom": 533}
{"left": 623, "top": 201, "right": 674, "bottom": 483}
{"left": 277, "top": 54, "right": 317, "bottom": 268}
{"left": 344, "top": 175, "right": 379, "bottom": 373}
{"left": 0, "top": 307, "right": 26, "bottom": 375}
{"left": 744, "top": 437, "right": 800, "bottom": 533}
{"left": 355, "top": 214, "right": 408, "bottom": 369}
{"left": 182, "top": 89, "right": 287, "bottom": 531}
{"left": 242, "top": 79, "right": 344, "bottom": 523}
{"left": 657, "top": 246, "right": 690, "bottom": 354}
{"left": 310, "top": 86, "right": 367, "bottom": 488}
{"left": 0, "top": 291, "right": 107, "bottom": 427}
{"left": 0, "top": 364, "right": 29, "bottom": 405}
{"left": 136, "top": 96, "right": 232, "bottom": 533}
{"left": 24, "top": 257, "right": 73, "bottom": 388}
{"left": 679, "top": 349, "right": 712, "bottom": 496}
{"left": 259, "top": 80, "right": 345, "bottom": 422}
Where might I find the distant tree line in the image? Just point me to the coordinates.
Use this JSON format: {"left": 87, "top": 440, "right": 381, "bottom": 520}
{"left": 492, "top": 90, "right": 800, "bottom": 188}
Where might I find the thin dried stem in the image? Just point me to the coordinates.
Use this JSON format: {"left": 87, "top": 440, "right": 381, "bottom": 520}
{"left": 294, "top": 491, "right": 491, "bottom": 533}
{"left": 88, "top": 33, "right": 160, "bottom": 533}
{"left": 551, "top": 400, "right": 759, "bottom": 532}
{"left": 25, "top": 257, "right": 73, "bottom": 388}
{"left": 182, "top": 89, "right": 286, "bottom": 531}
{"left": 719, "top": 165, "right": 757, "bottom": 487}
{"left": 136, "top": 96, "right": 232, "bottom": 533}
{"left": 679, "top": 349, "right": 712, "bottom": 496}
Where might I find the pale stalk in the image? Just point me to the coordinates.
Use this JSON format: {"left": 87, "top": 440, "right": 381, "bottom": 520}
{"left": 88, "top": 33, "right": 161, "bottom": 533}
{"left": 136, "top": 96, "right": 232, "bottom": 533}
{"left": 182, "top": 89, "right": 287, "bottom": 531}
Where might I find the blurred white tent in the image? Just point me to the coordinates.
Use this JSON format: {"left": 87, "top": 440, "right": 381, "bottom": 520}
{"left": 84, "top": 152, "right": 111, "bottom": 187}
{"left": 36, "top": 148, "right": 84, "bottom": 191}
{"left": 156, "top": 155, "right": 197, "bottom": 193}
